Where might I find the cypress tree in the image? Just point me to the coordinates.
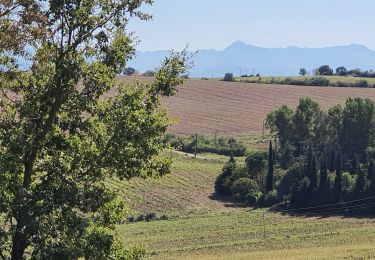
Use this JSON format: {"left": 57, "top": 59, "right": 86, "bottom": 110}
{"left": 355, "top": 169, "right": 366, "bottom": 196}
{"left": 310, "top": 154, "right": 318, "bottom": 189}
{"left": 328, "top": 146, "right": 335, "bottom": 172}
{"left": 333, "top": 147, "right": 343, "bottom": 202}
{"left": 305, "top": 141, "right": 313, "bottom": 169}
{"left": 319, "top": 155, "right": 328, "bottom": 194}
{"left": 266, "top": 141, "right": 274, "bottom": 192}
{"left": 368, "top": 160, "right": 375, "bottom": 180}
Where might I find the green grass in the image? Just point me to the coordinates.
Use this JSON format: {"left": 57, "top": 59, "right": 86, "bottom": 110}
{"left": 117, "top": 209, "right": 375, "bottom": 259}
{"left": 234, "top": 75, "right": 375, "bottom": 87}
{"left": 107, "top": 152, "right": 242, "bottom": 216}
{"left": 111, "top": 136, "right": 375, "bottom": 259}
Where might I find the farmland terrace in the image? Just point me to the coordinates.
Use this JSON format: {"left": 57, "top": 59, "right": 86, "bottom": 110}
{"left": 122, "top": 76, "right": 375, "bottom": 135}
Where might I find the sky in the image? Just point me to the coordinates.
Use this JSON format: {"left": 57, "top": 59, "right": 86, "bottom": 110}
{"left": 127, "top": 0, "right": 375, "bottom": 51}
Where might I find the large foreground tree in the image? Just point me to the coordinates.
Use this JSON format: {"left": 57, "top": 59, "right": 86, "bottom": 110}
{"left": 0, "top": 0, "right": 189, "bottom": 258}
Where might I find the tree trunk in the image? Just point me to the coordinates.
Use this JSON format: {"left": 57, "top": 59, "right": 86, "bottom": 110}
{"left": 11, "top": 230, "right": 27, "bottom": 260}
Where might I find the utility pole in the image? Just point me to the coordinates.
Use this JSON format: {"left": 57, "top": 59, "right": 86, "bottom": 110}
{"left": 262, "top": 120, "right": 265, "bottom": 139}
{"left": 239, "top": 67, "right": 242, "bottom": 77}
{"left": 253, "top": 67, "right": 255, "bottom": 76}
{"left": 263, "top": 211, "right": 266, "bottom": 239}
{"left": 194, "top": 133, "right": 198, "bottom": 157}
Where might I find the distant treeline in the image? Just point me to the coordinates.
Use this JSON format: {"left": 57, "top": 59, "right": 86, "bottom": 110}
{"left": 308, "top": 65, "right": 375, "bottom": 78}
{"left": 239, "top": 76, "right": 374, "bottom": 88}
{"left": 163, "top": 134, "right": 246, "bottom": 156}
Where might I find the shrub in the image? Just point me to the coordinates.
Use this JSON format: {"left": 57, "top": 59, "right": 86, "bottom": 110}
{"left": 277, "top": 162, "right": 304, "bottom": 199}
{"left": 342, "top": 171, "right": 356, "bottom": 194}
{"left": 257, "top": 190, "right": 281, "bottom": 207}
{"left": 183, "top": 134, "right": 246, "bottom": 156}
{"left": 127, "top": 216, "right": 135, "bottom": 223}
{"left": 143, "top": 70, "right": 156, "bottom": 77}
{"left": 215, "top": 157, "right": 236, "bottom": 196}
{"left": 231, "top": 177, "right": 258, "bottom": 204}
{"left": 124, "top": 67, "right": 136, "bottom": 75}
{"left": 223, "top": 73, "right": 234, "bottom": 81}
{"left": 145, "top": 212, "right": 157, "bottom": 222}
{"left": 305, "top": 77, "right": 329, "bottom": 86}
{"left": 356, "top": 80, "right": 369, "bottom": 88}
{"left": 159, "top": 214, "right": 168, "bottom": 220}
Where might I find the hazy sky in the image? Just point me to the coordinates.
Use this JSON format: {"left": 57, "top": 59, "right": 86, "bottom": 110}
{"left": 128, "top": 0, "right": 375, "bottom": 51}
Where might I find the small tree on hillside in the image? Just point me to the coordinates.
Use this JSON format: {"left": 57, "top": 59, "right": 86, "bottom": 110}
{"left": 223, "top": 73, "right": 234, "bottom": 81}
{"left": 299, "top": 68, "right": 307, "bottom": 76}
{"left": 266, "top": 141, "right": 274, "bottom": 192}
{"left": 215, "top": 155, "right": 236, "bottom": 195}
{"left": 336, "top": 66, "right": 348, "bottom": 76}
{"left": 124, "top": 67, "right": 136, "bottom": 75}
{"left": 315, "top": 65, "right": 333, "bottom": 76}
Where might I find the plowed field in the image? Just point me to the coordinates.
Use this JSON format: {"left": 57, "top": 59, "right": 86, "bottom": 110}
{"left": 122, "top": 77, "right": 375, "bottom": 135}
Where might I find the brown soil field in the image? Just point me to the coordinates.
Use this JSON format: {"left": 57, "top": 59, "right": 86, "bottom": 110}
{"left": 122, "top": 76, "right": 375, "bottom": 136}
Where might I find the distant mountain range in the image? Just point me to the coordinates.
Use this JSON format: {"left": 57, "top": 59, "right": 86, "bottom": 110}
{"left": 127, "top": 41, "right": 375, "bottom": 77}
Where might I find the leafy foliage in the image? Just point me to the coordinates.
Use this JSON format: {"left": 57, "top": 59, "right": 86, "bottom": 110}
{"left": 0, "top": 0, "right": 190, "bottom": 258}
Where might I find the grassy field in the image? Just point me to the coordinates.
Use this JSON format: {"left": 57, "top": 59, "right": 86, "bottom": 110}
{"left": 118, "top": 209, "right": 375, "bottom": 259}
{"left": 112, "top": 151, "right": 375, "bottom": 259}
{"left": 106, "top": 152, "right": 241, "bottom": 216}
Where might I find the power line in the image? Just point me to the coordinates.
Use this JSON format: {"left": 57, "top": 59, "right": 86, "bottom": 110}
{"left": 274, "top": 195, "right": 375, "bottom": 213}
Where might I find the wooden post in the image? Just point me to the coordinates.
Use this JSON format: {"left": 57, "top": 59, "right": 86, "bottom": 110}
{"left": 194, "top": 133, "right": 198, "bottom": 157}
{"left": 262, "top": 120, "right": 265, "bottom": 139}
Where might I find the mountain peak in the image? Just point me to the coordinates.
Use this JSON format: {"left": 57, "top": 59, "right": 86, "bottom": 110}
{"left": 225, "top": 41, "right": 254, "bottom": 50}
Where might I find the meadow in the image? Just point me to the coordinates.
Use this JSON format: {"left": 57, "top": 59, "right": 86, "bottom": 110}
{"left": 113, "top": 151, "right": 375, "bottom": 259}
{"left": 118, "top": 209, "right": 375, "bottom": 259}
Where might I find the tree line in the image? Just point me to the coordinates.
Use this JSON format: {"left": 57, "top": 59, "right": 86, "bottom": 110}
{"left": 215, "top": 97, "right": 375, "bottom": 213}
{"left": 300, "top": 65, "right": 375, "bottom": 78}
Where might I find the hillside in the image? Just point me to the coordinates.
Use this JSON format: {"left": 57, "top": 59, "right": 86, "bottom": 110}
{"left": 160, "top": 78, "right": 375, "bottom": 135}
{"left": 106, "top": 152, "right": 234, "bottom": 216}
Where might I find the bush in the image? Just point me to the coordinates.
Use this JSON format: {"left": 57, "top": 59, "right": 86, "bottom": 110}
{"left": 159, "top": 214, "right": 168, "bottom": 220}
{"left": 357, "top": 80, "right": 369, "bottom": 88}
{"left": 277, "top": 162, "right": 304, "bottom": 199}
{"left": 163, "top": 134, "right": 247, "bottom": 156}
{"left": 136, "top": 214, "right": 145, "bottom": 222}
{"left": 231, "top": 177, "right": 258, "bottom": 204}
{"left": 306, "top": 77, "right": 329, "bottom": 86}
{"left": 145, "top": 212, "right": 157, "bottom": 222}
{"left": 223, "top": 73, "right": 234, "bottom": 82}
{"left": 257, "top": 190, "right": 281, "bottom": 207}
{"left": 127, "top": 216, "right": 135, "bottom": 223}
{"left": 143, "top": 70, "right": 156, "bottom": 77}
{"left": 215, "top": 158, "right": 236, "bottom": 196}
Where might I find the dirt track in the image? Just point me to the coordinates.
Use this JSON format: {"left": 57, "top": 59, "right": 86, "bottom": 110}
{"left": 122, "top": 77, "right": 375, "bottom": 136}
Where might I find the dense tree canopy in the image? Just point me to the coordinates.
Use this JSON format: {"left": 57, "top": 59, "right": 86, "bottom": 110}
{"left": 0, "top": 0, "right": 189, "bottom": 258}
